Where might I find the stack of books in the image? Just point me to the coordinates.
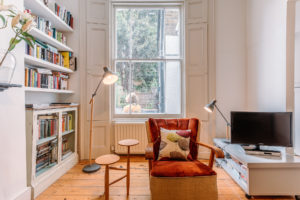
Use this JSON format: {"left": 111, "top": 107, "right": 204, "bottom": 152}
{"left": 47, "top": 0, "right": 74, "bottom": 28}
{"left": 38, "top": 115, "right": 59, "bottom": 140}
{"left": 36, "top": 139, "right": 58, "bottom": 174}
{"left": 62, "top": 112, "right": 73, "bottom": 132}
{"left": 62, "top": 137, "right": 72, "bottom": 159}
{"left": 25, "top": 67, "right": 69, "bottom": 90}
{"left": 26, "top": 40, "right": 64, "bottom": 66}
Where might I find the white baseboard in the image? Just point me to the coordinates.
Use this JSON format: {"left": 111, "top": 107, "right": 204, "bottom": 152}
{"left": 14, "top": 187, "right": 31, "bottom": 200}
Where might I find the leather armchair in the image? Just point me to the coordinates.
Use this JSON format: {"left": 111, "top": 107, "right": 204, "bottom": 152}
{"left": 145, "top": 118, "right": 224, "bottom": 200}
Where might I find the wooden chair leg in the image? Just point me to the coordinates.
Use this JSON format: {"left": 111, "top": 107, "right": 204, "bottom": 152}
{"left": 148, "top": 160, "right": 152, "bottom": 175}
{"left": 126, "top": 146, "right": 130, "bottom": 196}
{"left": 105, "top": 165, "right": 109, "bottom": 200}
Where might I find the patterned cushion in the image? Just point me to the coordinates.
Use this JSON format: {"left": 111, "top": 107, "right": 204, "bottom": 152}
{"left": 158, "top": 128, "right": 191, "bottom": 161}
{"left": 148, "top": 118, "right": 200, "bottom": 161}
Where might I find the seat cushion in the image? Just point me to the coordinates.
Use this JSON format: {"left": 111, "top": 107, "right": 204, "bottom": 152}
{"left": 151, "top": 160, "right": 216, "bottom": 177}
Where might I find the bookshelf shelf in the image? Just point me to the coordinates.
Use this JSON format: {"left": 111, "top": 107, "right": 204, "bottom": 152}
{"left": 62, "top": 130, "right": 75, "bottom": 137}
{"left": 36, "top": 162, "right": 57, "bottom": 177}
{"left": 36, "top": 135, "right": 57, "bottom": 146}
{"left": 24, "top": 0, "right": 73, "bottom": 32}
{"left": 29, "top": 28, "right": 73, "bottom": 52}
{"left": 24, "top": 55, "right": 73, "bottom": 73}
{"left": 25, "top": 87, "right": 74, "bottom": 94}
{"left": 62, "top": 151, "right": 73, "bottom": 160}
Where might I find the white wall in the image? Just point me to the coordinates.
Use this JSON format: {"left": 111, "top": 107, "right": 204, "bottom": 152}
{"left": 246, "top": 0, "right": 287, "bottom": 112}
{"left": 215, "top": 0, "right": 247, "bottom": 137}
{"left": 0, "top": 0, "right": 31, "bottom": 199}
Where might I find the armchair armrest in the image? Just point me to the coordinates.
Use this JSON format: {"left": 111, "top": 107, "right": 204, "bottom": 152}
{"left": 145, "top": 143, "right": 154, "bottom": 160}
{"left": 196, "top": 142, "right": 224, "bottom": 169}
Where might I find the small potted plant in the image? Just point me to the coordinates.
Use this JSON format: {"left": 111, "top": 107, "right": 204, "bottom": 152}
{"left": 0, "top": 2, "right": 35, "bottom": 83}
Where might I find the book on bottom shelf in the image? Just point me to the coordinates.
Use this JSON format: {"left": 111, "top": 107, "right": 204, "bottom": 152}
{"left": 36, "top": 139, "right": 58, "bottom": 175}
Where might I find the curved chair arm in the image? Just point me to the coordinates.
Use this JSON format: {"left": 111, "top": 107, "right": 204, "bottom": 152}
{"left": 196, "top": 142, "right": 224, "bottom": 169}
{"left": 145, "top": 143, "right": 154, "bottom": 160}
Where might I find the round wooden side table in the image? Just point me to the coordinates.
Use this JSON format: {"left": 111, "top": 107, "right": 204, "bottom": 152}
{"left": 118, "top": 139, "right": 139, "bottom": 196}
{"left": 95, "top": 154, "right": 120, "bottom": 200}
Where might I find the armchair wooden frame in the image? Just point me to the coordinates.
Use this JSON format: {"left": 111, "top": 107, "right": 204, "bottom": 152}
{"left": 145, "top": 121, "right": 224, "bottom": 173}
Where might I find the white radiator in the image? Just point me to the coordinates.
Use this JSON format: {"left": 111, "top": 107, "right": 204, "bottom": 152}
{"left": 114, "top": 123, "right": 148, "bottom": 154}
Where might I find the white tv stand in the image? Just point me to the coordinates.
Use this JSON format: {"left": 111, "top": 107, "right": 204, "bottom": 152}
{"left": 214, "top": 138, "right": 300, "bottom": 199}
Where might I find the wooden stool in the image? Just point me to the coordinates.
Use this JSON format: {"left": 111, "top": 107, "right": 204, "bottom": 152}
{"left": 95, "top": 154, "right": 122, "bottom": 200}
{"left": 118, "top": 139, "right": 139, "bottom": 196}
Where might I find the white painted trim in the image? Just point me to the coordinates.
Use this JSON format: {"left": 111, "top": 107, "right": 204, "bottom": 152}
{"left": 208, "top": 0, "right": 216, "bottom": 140}
{"left": 13, "top": 187, "right": 31, "bottom": 200}
{"left": 79, "top": 0, "right": 88, "bottom": 160}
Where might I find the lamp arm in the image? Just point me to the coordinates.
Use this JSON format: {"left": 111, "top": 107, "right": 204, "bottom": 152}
{"left": 215, "top": 104, "right": 231, "bottom": 126}
{"left": 91, "top": 74, "right": 105, "bottom": 99}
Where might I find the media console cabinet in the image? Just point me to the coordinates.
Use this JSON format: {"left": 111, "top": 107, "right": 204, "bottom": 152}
{"left": 214, "top": 138, "right": 300, "bottom": 199}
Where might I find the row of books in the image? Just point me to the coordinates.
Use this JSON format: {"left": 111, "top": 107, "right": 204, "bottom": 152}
{"left": 32, "top": 12, "right": 67, "bottom": 45}
{"left": 36, "top": 139, "right": 58, "bottom": 174}
{"left": 38, "top": 115, "right": 59, "bottom": 140}
{"left": 26, "top": 40, "right": 64, "bottom": 66}
{"left": 62, "top": 112, "right": 73, "bottom": 132}
{"left": 62, "top": 137, "right": 72, "bottom": 160}
{"left": 25, "top": 67, "right": 69, "bottom": 90}
{"left": 46, "top": 0, "right": 74, "bottom": 28}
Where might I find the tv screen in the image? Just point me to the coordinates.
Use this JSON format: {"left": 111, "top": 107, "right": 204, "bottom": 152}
{"left": 231, "top": 112, "right": 292, "bottom": 147}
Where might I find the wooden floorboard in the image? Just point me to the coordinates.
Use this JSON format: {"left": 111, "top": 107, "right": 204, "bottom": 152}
{"left": 36, "top": 156, "right": 295, "bottom": 200}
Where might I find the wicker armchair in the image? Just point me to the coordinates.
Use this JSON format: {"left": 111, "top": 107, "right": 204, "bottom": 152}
{"left": 145, "top": 118, "right": 224, "bottom": 200}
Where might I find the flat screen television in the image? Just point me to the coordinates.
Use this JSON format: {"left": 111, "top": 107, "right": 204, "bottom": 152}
{"left": 231, "top": 112, "right": 293, "bottom": 147}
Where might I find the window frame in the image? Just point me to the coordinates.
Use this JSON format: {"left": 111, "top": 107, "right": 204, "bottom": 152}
{"left": 111, "top": 1, "right": 185, "bottom": 120}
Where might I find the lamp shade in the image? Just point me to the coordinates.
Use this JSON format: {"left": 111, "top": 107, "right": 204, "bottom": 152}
{"left": 103, "top": 67, "right": 118, "bottom": 85}
{"left": 204, "top": 99, "right": 217, "bottom": 113}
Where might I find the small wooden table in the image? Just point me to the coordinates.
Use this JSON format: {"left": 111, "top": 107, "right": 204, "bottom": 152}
{"left": 95, "top": 154, "right": 121, "bottom": 200}
{"left": 118, "top": 139, "right": 139, "bottom": 196}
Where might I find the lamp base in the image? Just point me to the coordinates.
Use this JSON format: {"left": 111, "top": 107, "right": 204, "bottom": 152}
{"left": 82, "top": 163, "right": 101, "bottom": 173}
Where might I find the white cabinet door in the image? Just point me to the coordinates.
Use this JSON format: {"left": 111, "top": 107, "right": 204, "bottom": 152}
{"left": 295, "top": 88, "right": 300, "bottom": 155}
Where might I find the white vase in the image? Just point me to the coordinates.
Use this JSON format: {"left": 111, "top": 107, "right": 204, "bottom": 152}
{"left": 0, "top": 50, "right": 16, "bottom": 84}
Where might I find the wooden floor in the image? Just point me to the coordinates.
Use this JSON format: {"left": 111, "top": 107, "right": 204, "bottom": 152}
{"left": 36, "top": 156, "right": 295, "bottom": 200}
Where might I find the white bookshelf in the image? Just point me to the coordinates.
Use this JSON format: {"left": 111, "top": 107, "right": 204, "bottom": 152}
{"left": 25, "top": 87, "right": 74, "bottom": 94}
{"left": 24, "top": 55, "right": 74, "bottom": 73}
{"left": 29, "top": 28, "right": 73, "bottom": 52}
{"left": 26, "top": 106, "right": 78, "bottom": 198}
{"left": 24, "top": 0, "right": 73, "bottom": 32}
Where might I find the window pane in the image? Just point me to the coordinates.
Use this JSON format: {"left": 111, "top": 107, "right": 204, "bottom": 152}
{"left": 116, "top": 9, "right": 160, "bottom": 59}
{"left": 165, "top": 9, "right": 180, "bottom": 58}
{"left": 115, "top": 62, "right": 130, "bottom": 114}
{"left": 165, "top": 61, "right": 181, "bottom": 114}
{"left": 132, "top": 62, "right": 162, "bottom": 113}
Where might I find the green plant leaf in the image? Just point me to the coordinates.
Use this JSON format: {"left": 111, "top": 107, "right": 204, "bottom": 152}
{"left": 8, "top": 38, "right": 21, "bottom": 51}
{"left": 20, "top": 36, "right": 34, "bottom": 48}
{"left": 8, "top": 9, "right": 16, "bottom": 15}
{"left": 22, "top": 32, "right": 35, "bottom": 41}
{"left": 0, "top": 15, "right": 5, "bottom": 25}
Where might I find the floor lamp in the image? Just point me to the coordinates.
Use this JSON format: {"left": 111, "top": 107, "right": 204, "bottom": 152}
{"left": 83, "top": 66, "right": 118, "bottom": 173}
{"left": 204, "top": 99, "right": 231, "bottom": 141}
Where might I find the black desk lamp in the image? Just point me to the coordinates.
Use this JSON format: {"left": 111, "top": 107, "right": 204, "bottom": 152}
{"left": 204, "top": 99, "right": 231, "bottom": 140}
{"left": 83, "top": 67, "right": 118, "bottom": 173}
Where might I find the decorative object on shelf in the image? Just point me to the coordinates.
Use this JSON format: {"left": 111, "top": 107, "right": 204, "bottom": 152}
{"left": 204, "top": 99, "right": 231, "bottom": 140}
{"left": 0, "top": 50, "right": 16, "bottom": 83}
{"left": 83, "top": 66, "right": 118, "bottom": 173}
{"left": 0, "top": 82, "right": 22, "bottom": 92}
{"left": 0, "top": 3, "right": 35, "bottom": 83}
